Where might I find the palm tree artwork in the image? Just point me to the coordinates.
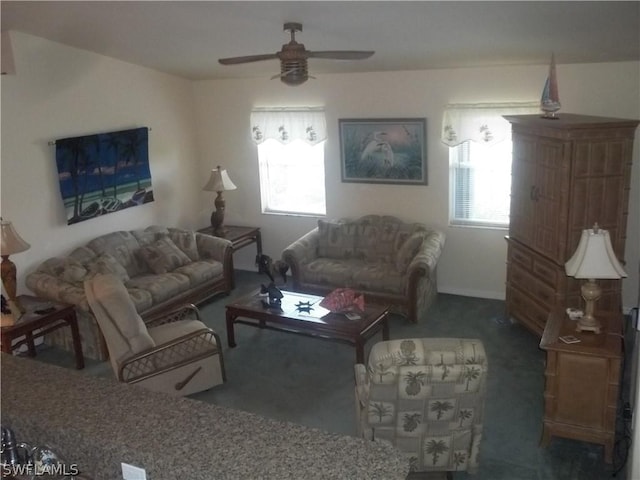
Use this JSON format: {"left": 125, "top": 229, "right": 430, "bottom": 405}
{"left": 435, "top": 352, "right": 452, "bottom": 381}
{"left": 55, "top": 127, "right": 154, "bottom": 225}
{"left": 452, "top": 451, "right": 468, "bottom": 470}
{"left": 424, "top": 438, "right": 450, "bottom": 466}
{"left": 402, "top": 412, "right": 422, "bottom": 433}
{"left": 457, "top": 408, "right": 473, "bottom": 427}
{"left": 463, "top": 365, "right": 481, "bottom": 391}
{"left": 368, "top": 401, "right": 393, "bottom": 424}
{"left": 370, "top": 353, "right": 397, "bottom": 383}
{"left": 429, "top": 400, "right": 454, "bottom": 420}
{"left": 403, "top": 370, "right": 427, "bottom": 396}
{"left": 398, "top": 339, "right": 419, "bottom": 366}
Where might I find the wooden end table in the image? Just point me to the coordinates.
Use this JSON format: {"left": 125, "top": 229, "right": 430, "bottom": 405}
{"left": 198, "top": 225, "right": 262, "bottom": 257}
{"left": 226, "top": 289, "right": 389, "bottom": 364}
{"left": 539, "top": 310, "right": 622, "bottom": 463}
{"left": 1, "top": 295, "right": 84, "bottom": 369}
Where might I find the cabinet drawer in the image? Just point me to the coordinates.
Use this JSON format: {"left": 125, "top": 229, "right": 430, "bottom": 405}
{"left": 506, "top": 285, "right": 547, "bottom": 335}
{"left": 531, "top": 255, "right": 563, "bottom": 289}
{"left": 508, "top": 241, "right": 533, "bottom": 270}
{"left": 508, "top": 263, "right": 558, "bottom": 308}
{"left": 508, "top": 241, "right": 563, "bottom": 290}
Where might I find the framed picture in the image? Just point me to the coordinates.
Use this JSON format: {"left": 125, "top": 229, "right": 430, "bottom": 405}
{"left": 339, "top": 118, "right": 427, "bottom": 185}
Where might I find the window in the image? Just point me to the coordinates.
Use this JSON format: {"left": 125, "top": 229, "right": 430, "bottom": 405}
{"left": 251, "top": 108, "right": 326, "bottom": 216}
{"left": 442, "top": 102, "right": 538, "bottom": 229}
{"left": 449, "top": 138, "right": 512, "bottom": 227}
{"left": 257, "top": 139, "right": 326, "bottom": 216}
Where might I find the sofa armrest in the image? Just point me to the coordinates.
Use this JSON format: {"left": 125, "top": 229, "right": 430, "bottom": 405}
{"left": 25, "top": 272, "right": 89, "bottom": 310}
{"left": 354, "top": 363, "right": 370, "bottom": 437}
{"left": 282, "top": 227, "right": 320, "bottom": 277}
{"left": 195, "top": 233, "right": 233, "bottom": 262}
{"left": 407, "top": 230, "right": 446, "bottom": 278}
{"left": 354, "top": 363, "right": 370, "bottom": 407}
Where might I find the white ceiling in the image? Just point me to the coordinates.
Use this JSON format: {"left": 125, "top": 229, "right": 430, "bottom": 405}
{"left": 2, "top": 1, "right": 639, "bottom": 81}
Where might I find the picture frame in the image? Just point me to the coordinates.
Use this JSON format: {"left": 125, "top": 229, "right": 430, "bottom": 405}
{"left": 339, "top": 118, "right": 427, "bottom": 185}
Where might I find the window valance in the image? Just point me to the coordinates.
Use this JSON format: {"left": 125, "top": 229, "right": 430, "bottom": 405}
{"left": 250, "top": 108, "right": 326, "bottom": 145}
{"left": 441, "top": 102, "right": 538, "bottom": 147}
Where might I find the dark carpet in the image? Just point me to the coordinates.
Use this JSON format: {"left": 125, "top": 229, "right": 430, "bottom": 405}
{"left": 31, "top": 270, "right": 630, "bottom": 479}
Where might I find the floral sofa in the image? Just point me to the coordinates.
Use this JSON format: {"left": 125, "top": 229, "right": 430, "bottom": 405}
{"left": 281, "top": 215, "right": 445, "bottom": 323}
{"left": 26, "top": 226, "right": 233, "bottom": 361}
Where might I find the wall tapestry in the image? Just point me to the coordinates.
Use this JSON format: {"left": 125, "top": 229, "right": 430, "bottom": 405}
{"left": 55, "top": 127, "right": 154, "bottom": 225}
{"left": 339, "top": 118, "right": 427, "bottom": 185}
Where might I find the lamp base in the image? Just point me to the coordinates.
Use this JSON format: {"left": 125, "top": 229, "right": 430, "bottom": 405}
{"left": 211, "top": 192, "right": 227, "bottom": 237}
{"left": 576, "top": 278, "right": 602, "bottom": 334}
{"left": 575, "top": 316, "right": 602, "bottom": 334}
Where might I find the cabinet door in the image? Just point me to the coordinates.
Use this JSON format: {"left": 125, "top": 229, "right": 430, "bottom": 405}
{"left": 509, "top": 134, "right": 537, "bottom": 246}
{"left": 567, "top": 137, "right": 633, "bottom": 260}
{"left": 510, "top": 134, "right": 570, "bottom": 263}
{"left": 532, "top": 138, "right": 570, "bottom": 263}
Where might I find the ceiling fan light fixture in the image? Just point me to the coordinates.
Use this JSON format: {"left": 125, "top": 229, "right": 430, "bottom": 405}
{"left": 280, "top": 60, "right": 308, "bottom": 86}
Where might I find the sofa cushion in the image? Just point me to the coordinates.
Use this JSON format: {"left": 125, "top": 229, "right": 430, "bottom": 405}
{"left": 354, "top": 218, "right": 400, "bottom": 262}
{"left": 139, "top": 237, "right": 191, "bottom": 274}
{"left": 87, "top": 231, "right": 146, "bottom": 277}
{"left": 125, "top": 272, "right": 191, "bottom": 304}
{"left": 174, "top": 259, "right": 224, "bottom": 285}
{"left": 351, "top": 262, "right": 404, "bottom": 295}
{"left": 302, "top": 257, "right": 357, "bottom": 287}
{"left": 40, "top": 257, "right": 88, "bottom": 284}
{"left": 395, "top": 233, "right": 424, "bottom": 272}
{"left": 85, "top": 253, "right": 130, "bottom": 282}
{"left": 169, "top": 229, "right": 199, "bottom": 262}
{"left": 317, "top": 220, "right": 357, "bottom": 259}
{"left": 68, "top": 246, "right": 98, "bottom": 264}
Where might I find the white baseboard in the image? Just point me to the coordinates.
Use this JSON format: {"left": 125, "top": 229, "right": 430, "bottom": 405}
{"left": 438, "top": 286, "right": 505, "bottom": 301}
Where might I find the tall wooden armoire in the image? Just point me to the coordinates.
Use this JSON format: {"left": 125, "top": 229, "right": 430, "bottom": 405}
{"left": 504, "top": 114, "right": 638, "bottom": 336}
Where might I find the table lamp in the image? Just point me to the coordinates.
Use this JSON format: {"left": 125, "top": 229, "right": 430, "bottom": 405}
{"left": 564, "top": 223, "right": 626, "bottom": 333}
{"left": 202, "top": 166, "right": 237, "bottom": 236}
{"left": 1, "top": 217, "right": 31, "bottom": 313}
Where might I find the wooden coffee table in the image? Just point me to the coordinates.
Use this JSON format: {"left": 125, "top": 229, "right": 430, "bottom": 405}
{"left": 225, "top": 289, "right": 389, "bottom": 363}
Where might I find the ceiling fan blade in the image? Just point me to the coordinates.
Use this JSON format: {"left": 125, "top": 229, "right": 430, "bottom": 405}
{"left": 218, "top": 53, "right": 279, "bottom": 65}
{"left": 307, "top": 50, "right": 374, "bottom": 60}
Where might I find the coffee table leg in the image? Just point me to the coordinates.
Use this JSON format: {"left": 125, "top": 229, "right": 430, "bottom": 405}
{"left": 355, "top": 341, "right": 365, "bottom": 364}
{"left": 382, "top": 315, "right": 390, "bottom": 340}
{"left": 25, "top": 332, "right": 36, "bottom": 357}
{"left": 226, "top": 311, "right": 237, "bottom": 348}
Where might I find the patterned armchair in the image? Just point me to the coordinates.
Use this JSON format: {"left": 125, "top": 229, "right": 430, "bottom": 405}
{"left": 85, "top": 273, "right": 226, "bottom": 396}
{"left": 354, "top": 338, "right": 488, "bottom": 475}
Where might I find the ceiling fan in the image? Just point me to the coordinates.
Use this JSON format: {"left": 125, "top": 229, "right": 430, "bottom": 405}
{"left": 218, "top": 22, "right": 374, "bottom": 86}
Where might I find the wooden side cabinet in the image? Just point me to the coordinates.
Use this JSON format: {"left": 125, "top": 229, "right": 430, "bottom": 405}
{"left": 539, "top": 311, "right": 622, "bottom": 463}
{"left": 504, "top": 114, "right": 638, "bottom": 336}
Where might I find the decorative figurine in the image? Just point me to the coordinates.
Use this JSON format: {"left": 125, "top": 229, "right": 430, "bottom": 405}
{"left": 540, "top": 53, "right": 561, "bottom": 119}
{"left": 260, "top": 282, "right": 283, "bottom": 310}
{"left": 256, "top": 254, "right": 289, "bottom": 284}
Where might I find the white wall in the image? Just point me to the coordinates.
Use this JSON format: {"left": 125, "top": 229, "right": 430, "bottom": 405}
{"left": 192, "top": 62, "right": 640, "bottom": 307}
{"left": 1, "top": 32, "right": 200, "bottom": 293}
{"left": 2, "top": 31, "right": 639, "bottom": 310}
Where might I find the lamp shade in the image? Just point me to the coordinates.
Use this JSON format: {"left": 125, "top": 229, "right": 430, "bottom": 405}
{"left": 202, "top": 166, "right": 237, "bottom": 193}
{"left": 565, "top": 226, "right": 627, "bottom": 279}
{"left": 0, "top": 218, "right": 30, "bottom": 256}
